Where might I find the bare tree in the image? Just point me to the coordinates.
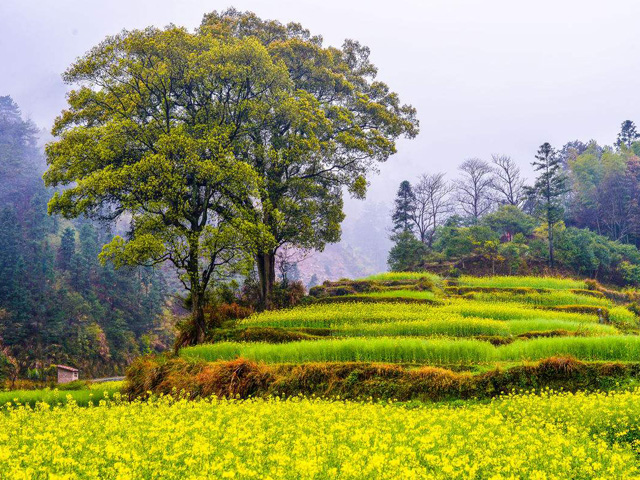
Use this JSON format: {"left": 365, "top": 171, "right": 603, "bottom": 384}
{"left": 455, "top": 158, "right": 494, "bottom": 222}
{"left": 490, "top": 154, "right": 526, "bottom": 207}
{"left": 412, "top": 172, "right": 453, "bottom": 247}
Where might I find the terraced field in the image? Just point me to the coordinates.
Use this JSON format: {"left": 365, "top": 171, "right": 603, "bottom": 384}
{"left": 181, "top": 274, "right": 640, "bottom": 374}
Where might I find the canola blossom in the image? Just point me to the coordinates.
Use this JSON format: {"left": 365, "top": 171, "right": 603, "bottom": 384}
{"left": 1, "top": 390, "right": 640, "bottom": 479}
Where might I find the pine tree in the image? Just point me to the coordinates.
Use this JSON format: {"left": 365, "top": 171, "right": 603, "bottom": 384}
{"left": 58, "top": 228, "right": 76, "bottom": 271}
{"left": 617, "top": 120, "right": 639, "bottom": 150}
{"left": 387, "top": 231, "right": 427, "bottom": 271}
{"left": 526, "top": 143, "right": 569, "bottom": 268}
{"left": 391, "top": 181, "right": 416, "bottom": 233}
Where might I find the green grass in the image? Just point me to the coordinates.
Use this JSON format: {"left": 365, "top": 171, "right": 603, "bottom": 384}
{"left": 469, "top": 291, "right": 611, "bottom": 307}
{"left": 181, "top": 335, "right": 640, "bottom": 365}
{"left": 242, "top": 300, "right": 600, "bottom": 329}
{"left": 358, "top": 289, "right": 436, "bottom": 300}
{"left": 459, "top": 275, "right": 586, "bottom": 290}
{"left": 242, "top": 302, "right": 435, "bottom": 328}
{"left": 0, "top": 381, "right": 123, "bottom": 408}
{"left": 440, "top": 301, "right": 600, "bottom": 323}
{"left": 334, "top": 318, "right": 616, "bottom": 338}
{"left": 610, "top": 306, "right": 638, "bottom": 326}
{"left": 181, "top": 337, "right": 496, "bottom": 364}
{"left": 361, "top": 271, "right": 441, "bottom": 283}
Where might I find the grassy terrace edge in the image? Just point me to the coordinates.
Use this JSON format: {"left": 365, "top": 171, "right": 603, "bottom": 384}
{"left": 180, "top": 336, "right": 640, "bottom": 364}
{"left": 124, "top": 356, "right": 640, "bottom": 402}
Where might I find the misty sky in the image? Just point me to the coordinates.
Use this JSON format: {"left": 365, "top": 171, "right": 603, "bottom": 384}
{"left": 2, "top": 0, "right": 640, "bottom": 214}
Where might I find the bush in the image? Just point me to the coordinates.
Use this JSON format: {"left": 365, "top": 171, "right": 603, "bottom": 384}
{"left": 585, "top": 279, "right": 599, "bottom": 291}
{"left": 272, "top": 281, "right": 306, "bottom": 309}
{"left": 326, "top": 286, "right": 357, "bottom": 297}
{"left": 0, "top": 352, "right": 11, "bottom": 383}
{"left": 387, "top": 231, "right": 428, "bottom": 272}
{"left": 206, "top": 303, "right": 253, "bottom": 329}
{"left": 57, "top": 380, "right": 89, "bottom": 391}
{"left": 446, "top": 267, "right": 461, "bottom": 279}
{"left": 308, "top": 285, "right": 327, "bottom": 298}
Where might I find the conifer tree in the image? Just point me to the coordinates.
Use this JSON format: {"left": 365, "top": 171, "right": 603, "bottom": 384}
{"left": 391, "top": 181, "right": 416, "bottom": 234}
{"left": 617, "top": 120, "right": 639, "bottom": 149}
{"left": 526, "top": 143, "right": 569, "bottom": 268}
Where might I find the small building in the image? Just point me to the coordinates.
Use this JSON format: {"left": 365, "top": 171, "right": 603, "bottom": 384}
{"left": 56, "top": 365, "right": 79, "bottom": 384}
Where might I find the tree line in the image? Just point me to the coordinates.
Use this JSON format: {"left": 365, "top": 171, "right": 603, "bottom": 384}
{"left": 389, "top": 120, "right": 640, "bottom": 285}
{"left": 0, "top": 96, "right": 170, "bottom": 381}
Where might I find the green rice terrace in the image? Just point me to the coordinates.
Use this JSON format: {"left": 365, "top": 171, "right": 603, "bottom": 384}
{"left": 126, "top": 273, "right": 640, "bottom": 402}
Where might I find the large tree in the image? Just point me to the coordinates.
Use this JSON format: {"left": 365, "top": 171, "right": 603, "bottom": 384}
{"left": 44, "top": 27, "right": 285, "bottom": 340}
{"left": 490, "top": 154, "right": 525, "bottom": 207}
{"left": 526, "top": 142, "right": 569, "bottom": 268}
{"left": 412, "top": 172, "right": 452, "bottom": 246}
{"left": 199, "top": 9, "right": 419, "bottom": 307}
{"left": 455, "top": 158, "right": 493, "bottom": 222}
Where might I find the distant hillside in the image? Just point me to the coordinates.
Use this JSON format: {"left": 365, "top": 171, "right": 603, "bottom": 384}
{"left": 297, "top": 201, "right": 393, "bottom": 285}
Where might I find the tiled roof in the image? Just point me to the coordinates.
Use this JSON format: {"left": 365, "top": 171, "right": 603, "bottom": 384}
{"left": 56, "top": 365, "right": 79, "bottom": 372}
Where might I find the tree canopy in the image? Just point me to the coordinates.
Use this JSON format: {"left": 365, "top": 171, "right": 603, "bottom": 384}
{"left": 44, "top": 27, "right": 283, "bottom": 340}
{"left": 45, "top": 9, "right": 419, "bottom": 336}
{"left": 199, "top": 9, "right": 419, "bottom": 306}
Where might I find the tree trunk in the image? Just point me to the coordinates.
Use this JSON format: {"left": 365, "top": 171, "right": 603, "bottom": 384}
{"left": 187, "top": 238, "right": 207, "bottom": 344}
{"left": 191, "top": 289, "right": 207, "bottom": 344}
{"left": 548, "top": 222, "right": 555, "bottom": 269}
{"left": 256, "top": 250, "right": 276, "bottom": 310}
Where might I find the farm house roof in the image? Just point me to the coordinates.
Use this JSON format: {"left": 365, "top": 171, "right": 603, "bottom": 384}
{"left": 56, "top": 365, "right": 78, "bottom": 372}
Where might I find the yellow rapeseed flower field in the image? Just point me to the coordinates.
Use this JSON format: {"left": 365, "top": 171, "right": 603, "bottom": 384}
{"left": 2, "top": 389, "right": 640, "bottom": 479}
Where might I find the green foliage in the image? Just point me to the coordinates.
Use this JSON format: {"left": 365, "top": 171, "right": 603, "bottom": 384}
{"left": 458, "top": 275, "right": 585, "bottom": 290}
{"left": 387, "top": 231, "right": 427, "bottom": 271}
{"left": 181, "top": 335, "right": 640, "bottom": 364}
{"left": 44, "top": 27, "right": 282, "bottom": 338}
{"left": 363, "top": 271, "right": 440, "bottom": 283}
{"left": 0, "top": 382, "right": 122, "bottom": 408}
{"left": 526, "top": 142, "right": 570, "bottom": 268}
{"left": 469, "top": 291, "right": 610, "bottom": 308}
{"left": 617, "top": 120, "right": 639, "bottom": 149}
{"left": 391, "top": 181, "right": 416, "bottom": 233}
{"left": 198, "top": 10, "right": 418, "bottom": 306}
{"left": 0, "top": 96, "right": 169, "bottom": 376}
{"left": 482, "top": 205, "right": 535, "bottom": 238}
{"left": 241, "top": 299, "right": 601, "bottom": 330}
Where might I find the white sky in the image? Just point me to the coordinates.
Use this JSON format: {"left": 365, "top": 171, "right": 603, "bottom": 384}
{"left": 2, "top": 0, "right": 640, "bottom": 209}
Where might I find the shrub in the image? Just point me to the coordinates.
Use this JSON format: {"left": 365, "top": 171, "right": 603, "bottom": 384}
{"left": 206, "top": 303, "right": 254, "bottom": 328}
{"left": 308, "top": 285, "right": 327, "bottom": 298}
{"left": 628, "top": 303, "right": 640, "bottom": 317}
{"left": 585, "top": 279, "right": 599, "bottom": 291}
{"left": 326, "top": 286, "right": 357, "bottom": 296}
{"left": 56, "top": 380, "right": 89, "bottom": 391}
{"left": 272, "top": 281, "right": 306, "bottom": 309}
